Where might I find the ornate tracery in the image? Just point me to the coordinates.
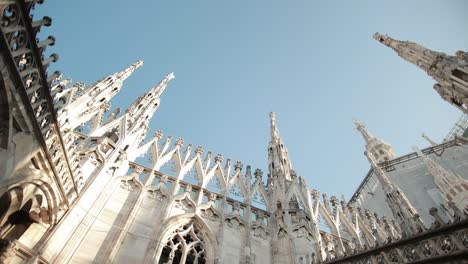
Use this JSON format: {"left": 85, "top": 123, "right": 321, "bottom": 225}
{"left": 158, "top": 222, "right": 207, "bottom": 264}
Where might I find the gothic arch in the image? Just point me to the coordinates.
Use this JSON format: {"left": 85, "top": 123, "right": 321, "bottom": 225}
{"left": 0, "top": 173, "right": 59, "bottom": 226}
{"left": 0, "top": 178, "right": 58, "bottom": 245}
{"left": 154, "top": 214, "right": 218, "bottom": 264}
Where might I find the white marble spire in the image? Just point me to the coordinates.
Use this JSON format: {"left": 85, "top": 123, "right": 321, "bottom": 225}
{"left": 59, "top": 60, "right": 143, "bottom": 132}
{"left": 374, "top": 32, "right": 468, "bottom": 114}
{"left": 126, "top": 72, "right": 175, "bottom": 131}
{"left": 268, "top": 112, "right": 293, "bottom": 182}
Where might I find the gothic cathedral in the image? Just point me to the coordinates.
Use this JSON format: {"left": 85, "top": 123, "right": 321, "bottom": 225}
{"left": 0, "top": 1, "right": 467, "bottom": 263}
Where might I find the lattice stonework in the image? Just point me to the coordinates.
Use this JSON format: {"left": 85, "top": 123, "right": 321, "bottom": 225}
{"left": 159, "top": 222, "right": 207, "bottom": 264}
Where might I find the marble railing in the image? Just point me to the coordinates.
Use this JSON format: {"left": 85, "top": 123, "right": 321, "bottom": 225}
{"left": 0, "top": 0, "right": 81, "bottom": 204}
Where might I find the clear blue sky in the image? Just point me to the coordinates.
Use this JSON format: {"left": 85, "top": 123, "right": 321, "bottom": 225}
{"left": 36, "top": 0, "right": 467, "bottom": 198}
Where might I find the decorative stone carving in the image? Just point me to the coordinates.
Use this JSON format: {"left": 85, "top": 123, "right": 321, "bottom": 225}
{"left": 147, "top": 188, "right": 168, "bottom": 202}
{"left": 200, "top": 207, "right": 220, "bottom": 222}
{"left": 225, "top": 217, "right": 245, "bottom": 231}
{"left": 120, "top": 178, "right": 139, "bottom": 191}
{"left": 174, "top": 197, "right": 195, "bottom": 212}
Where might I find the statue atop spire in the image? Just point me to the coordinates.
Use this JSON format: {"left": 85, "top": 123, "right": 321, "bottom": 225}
{"left": 374, "top": 33, "right": 468, "bottom": 114}
{"left": 270, "top": 112, "right": 281, "bottom": 142}
{"left": 422, "top": 132, "right": 437, "bottom": 146}
{"left": 353, "top": 119, "right": 395, "bottom": 163}
{"left": 353, "top": 118, "right": 374, "bottom": 144}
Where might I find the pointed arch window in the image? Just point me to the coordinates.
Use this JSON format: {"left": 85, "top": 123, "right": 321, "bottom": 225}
{"left": 158, "top": 222, "right": 207, "bottom": 264}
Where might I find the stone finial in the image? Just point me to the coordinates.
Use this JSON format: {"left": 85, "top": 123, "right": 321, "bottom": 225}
{"left": 330, "top": 196, "right": 339, "bottom": 207}
{"left": 254, "top": 169, "right": 263, "bottom": 180}
{"left": 312, "top": 189, "right": 320, "bottom": 200}
{"left": 185, "top": 184, "right": 192, "bottom": 193}
{"left": 195, "top": 146, "right": 203, "bottom": 155}
{"left": 133, "top": 60, "right": 144, "bottom": 68}
{"left": 330, "top": 196, "right": 339, "bottom": 215}
{"left": 175, "top": 138, "right": 184, "bottom": 147}
{"left": 373, "top": 32, "right": 390, "bottom": 44}
{"left": 421, "top": 133, "right": 437, "bottom": 146}
{"left": 234, "top": 161, "right": 242, "bottom": 171}
{"left": 214, "top": 154, "right": 223, "bottom": 163}
{"left": 153, "top": 130, "right": 163, "bottom": 140}
{"left": 74, "top": 81, "right": 85, "bottom": 90}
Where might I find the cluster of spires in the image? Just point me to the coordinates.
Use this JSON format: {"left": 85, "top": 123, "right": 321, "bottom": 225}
{"left": 5, "top": 2, "right": 466, "bottom": 261}
{"left": 53, "top": 33, "right": 466, "bottom": 244}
